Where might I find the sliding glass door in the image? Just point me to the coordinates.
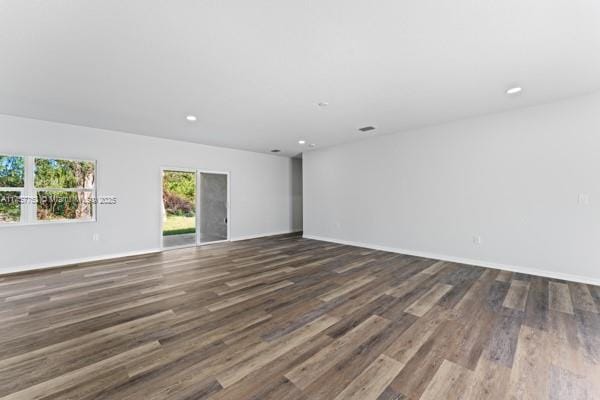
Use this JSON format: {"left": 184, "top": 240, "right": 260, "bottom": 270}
{"left": 161, "top": 169, "right": 229, "bottom": 249}
{"left": 198, "top": 172, "right": 229, "bottom": 244}
{"left": 161, "top": 169, "right": 197, "bottom": 248}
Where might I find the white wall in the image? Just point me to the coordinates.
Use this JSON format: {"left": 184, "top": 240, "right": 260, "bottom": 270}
{"left": 304, "top": 92, "right": 600, "bottom": 284}
{"left": 0, "top": 114, "right": 300, "bottom": 273}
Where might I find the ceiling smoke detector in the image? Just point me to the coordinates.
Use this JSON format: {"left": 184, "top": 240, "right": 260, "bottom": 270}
{"left": 358, "top": 126, "right": 376, "bottom": 133}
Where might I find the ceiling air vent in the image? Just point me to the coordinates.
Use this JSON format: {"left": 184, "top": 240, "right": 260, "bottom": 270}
{"left": 358, "top": 126, "right": 376, "bottom": 132}
{"left": 270, "top": 149, "right": 281, "bottom": 153}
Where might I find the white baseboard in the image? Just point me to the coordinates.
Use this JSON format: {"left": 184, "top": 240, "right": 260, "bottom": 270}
{"left": 231, "top": 230, "right": 302, "bottom": 242}
{"left": 1, "top": 231, "right": 304, "bottom": 276}
{"left": 303, "top": 234, "right": 600, "bottom": 286}
{"left": 0, "top": 248, "right": 162, "bottom": 276}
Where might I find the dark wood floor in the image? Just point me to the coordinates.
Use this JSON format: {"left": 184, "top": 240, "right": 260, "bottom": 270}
{"left": 1, "top": 234, "right": 599, "bottom": 399}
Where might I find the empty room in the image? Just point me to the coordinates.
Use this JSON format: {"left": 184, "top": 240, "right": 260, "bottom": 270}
{"left": 0, "top": 1, "right": 599, "bottom": 399}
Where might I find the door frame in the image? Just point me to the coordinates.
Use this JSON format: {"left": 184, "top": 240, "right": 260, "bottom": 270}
{"left": 196, "top": 170, "right": 231, "bottom": 246}
{"left": 160, "top": 167, "right": 198, "bottom": 250}
{"left": 160, "top": 167, "right": 231, "bottom": 250}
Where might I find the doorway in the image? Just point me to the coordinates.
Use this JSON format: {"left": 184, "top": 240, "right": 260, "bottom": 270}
{"left": 161, "top": 169, "right": 197, "bottom": 248}
{"left": 161, "top": 168, "right": 229, "bottom": 249}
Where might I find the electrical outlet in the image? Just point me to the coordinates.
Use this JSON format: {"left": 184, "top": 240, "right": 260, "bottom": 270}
{"left": 92, "top": 233, "right": 100, "bottom": 242}
{"left": 472, "top": 236, "right": 482, "bottom": 245}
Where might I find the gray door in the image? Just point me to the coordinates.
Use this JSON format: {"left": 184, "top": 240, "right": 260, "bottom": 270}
{"left": 198, "top": 172, "right": 228, "bottom": 243}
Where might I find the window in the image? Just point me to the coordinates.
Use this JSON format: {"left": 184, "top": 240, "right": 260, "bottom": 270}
{"left": 0, "top": 154, "right": 96, "bottom": 225}
{"left": 0, "top": 155, "right": 25, "bottom": 223}
{"left": 34, "top": 158, "right": 95, "bottom": 221}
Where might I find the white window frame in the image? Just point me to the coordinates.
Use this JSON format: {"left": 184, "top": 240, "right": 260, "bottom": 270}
{"left": 0, "top": 154, "right": 97, "bottom": 227}
{"left": 0, "top": 153, "right": 26, "bottom": 225}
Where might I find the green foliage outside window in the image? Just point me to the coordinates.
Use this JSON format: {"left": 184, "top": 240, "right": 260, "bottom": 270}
{"left": 163, "top": 171, "right": 196, "bottom": 217}
{"left": 163, "top": 171, "right": 195, "bottom": 204}
{"left": 162, "top": 171, "right": 196, "bottom": 236}
{"left": 0, "top": 156, "right": 97, "bottom": 223}
{"left": 0, "top": 156, "right": 24, "bottom": 223}
{"left": 35, "top": 158, "right": 95, "bottom": 221}
{"left": 35, "top": 159, "right": 95, "bottom": 189}
{"left": 36, "top": 191, "right": 94, "bottom": 221}
{"left": 0, "top": 156, "right": 25, "bottom": 187}
{"left": 0, "top": 191, "right": 21, "bottom": 222}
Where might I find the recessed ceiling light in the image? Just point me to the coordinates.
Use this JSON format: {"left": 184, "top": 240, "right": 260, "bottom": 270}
{"left": 317, "top": 102, "right": 329, "bottom": 107}
{"left": 309, "top": 143, "right": 316, "bottom": 148}
{"left": 506, "top": 87, "right": 523, "bottom": 95}
{"left": 270, "top": 149, "right": 281, "bottom": 153}
{"left": 186, "top": 115, "right": 197, "bottom": 122}
{"left": 298, "top": 140, "right": 306, "bottom": 145}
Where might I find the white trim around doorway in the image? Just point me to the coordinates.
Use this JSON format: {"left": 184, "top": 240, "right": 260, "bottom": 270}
{"left": 159, "top": 167, "right": 231, "bottom": 251}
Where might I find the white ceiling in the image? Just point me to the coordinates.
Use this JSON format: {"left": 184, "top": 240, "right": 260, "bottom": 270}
{"left": 1, "top": 0, "right": 600, "bottom": 156}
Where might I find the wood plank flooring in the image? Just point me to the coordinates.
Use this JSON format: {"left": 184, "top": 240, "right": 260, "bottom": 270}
{"left": 1, "top": 233, "right": 599, "bottom": 399}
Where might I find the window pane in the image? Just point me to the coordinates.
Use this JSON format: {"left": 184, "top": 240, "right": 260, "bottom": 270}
{"left": 36, "top": 191, "right": 94, "bottom": 221}
{"left": 162, "top": 170, "right": 196, "bottom": 248}
{"left": 0, "top": 191, "right": 21, "bottom": 223}
{"left": 0, "top": 155, "right": 25, "bottom": 187}
{"left": 35, "top": 158, "right": 95, "bottom": 189}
